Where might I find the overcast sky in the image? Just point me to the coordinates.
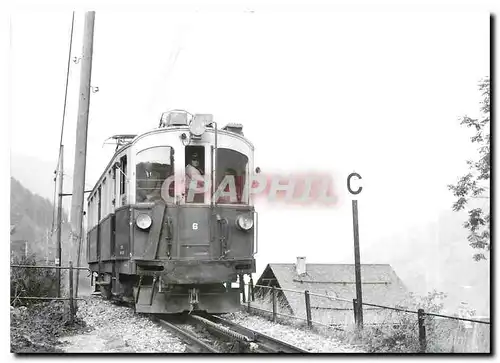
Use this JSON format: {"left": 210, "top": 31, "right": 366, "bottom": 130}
{"left": 8, "top": 9, "right": 490, "bottom": 277}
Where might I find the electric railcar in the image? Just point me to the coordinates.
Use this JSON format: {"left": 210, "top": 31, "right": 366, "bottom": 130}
{"left": 86, "top": 111, "right": 257, "bottom": 314}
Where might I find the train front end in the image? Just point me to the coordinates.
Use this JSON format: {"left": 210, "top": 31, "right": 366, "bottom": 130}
{"left": 130, "top": 112, "right": 257, "bottom": 314}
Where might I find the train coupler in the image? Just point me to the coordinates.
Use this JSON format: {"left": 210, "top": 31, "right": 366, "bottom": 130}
{"left": 188, "top": 288, "right": 200, "bottom": 314}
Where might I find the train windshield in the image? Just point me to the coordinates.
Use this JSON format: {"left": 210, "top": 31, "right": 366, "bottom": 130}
{"left": 136, "top": 146, "right": 174, "bottom": 203}
{"left": 215, "top": 148, "right": 248, "bottom": 204}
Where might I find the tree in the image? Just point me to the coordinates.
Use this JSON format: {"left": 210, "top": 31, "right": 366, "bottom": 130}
{"left": 448, "top": 77, "right": 490, "bottom": 261}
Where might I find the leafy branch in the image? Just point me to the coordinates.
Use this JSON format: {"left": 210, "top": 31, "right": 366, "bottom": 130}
{"left": 447, "top": 77, "right": 490, "bottom": 261}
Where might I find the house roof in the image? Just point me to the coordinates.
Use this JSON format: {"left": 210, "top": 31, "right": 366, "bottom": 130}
{"left": 257, "top": 263, "right": 411, "bottom": 314}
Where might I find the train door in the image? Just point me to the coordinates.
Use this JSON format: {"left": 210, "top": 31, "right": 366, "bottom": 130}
{"left": 178, "top": 145, "right": 212, "bottom": 260}
{"left": 184, "top": 145, "right": 206, "bottom": 204}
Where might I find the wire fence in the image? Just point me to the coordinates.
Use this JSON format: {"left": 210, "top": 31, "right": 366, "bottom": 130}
{"left": 10, "top": 262, "right": 90, "bottom": 324}
{"left": 243, "top": 283, "right": 490, "bottom": 353}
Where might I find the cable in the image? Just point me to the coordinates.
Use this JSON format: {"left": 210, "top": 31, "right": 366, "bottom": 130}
{"left": 59, "top": 11, "right": 75, "bottom": 148}
{"left": 51, "top": 12, "right": 75, "bottom": 234}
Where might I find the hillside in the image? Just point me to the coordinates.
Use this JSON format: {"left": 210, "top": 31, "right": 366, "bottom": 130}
{"left": 10, "top": 177, "right": 71, "bottom": 263}
{"left": 369, "top": 203, "right": 490, "bottom": 316}
{"left": 10, "top": 153, "right": 59, "bottom": 201}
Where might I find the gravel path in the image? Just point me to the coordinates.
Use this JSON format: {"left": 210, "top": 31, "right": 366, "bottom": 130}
{"left": 223, "top": 311, "right": 364, "bottom": 353}
{"left": 58, "top": 296, "right": 185, "bottom": 353}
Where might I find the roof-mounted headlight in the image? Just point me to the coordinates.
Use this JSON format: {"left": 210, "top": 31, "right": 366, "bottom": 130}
{"left": 190, "top": 114, "right": 212, "bottom": 137}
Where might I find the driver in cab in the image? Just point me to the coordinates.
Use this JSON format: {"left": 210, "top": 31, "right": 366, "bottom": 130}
{"left": 185, "top": 152, "right": 205, "bottom": 202}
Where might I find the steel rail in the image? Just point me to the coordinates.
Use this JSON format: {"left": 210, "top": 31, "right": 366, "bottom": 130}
{"left": 189, "top": 314, "right": 253, "bottom": 343}
{"left": 155, "top": 317, "right": 219, "bottom": 353}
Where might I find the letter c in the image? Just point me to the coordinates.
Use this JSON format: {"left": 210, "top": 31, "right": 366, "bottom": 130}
{"left": 347, "top": 173, "right": 362, "bottom": 195}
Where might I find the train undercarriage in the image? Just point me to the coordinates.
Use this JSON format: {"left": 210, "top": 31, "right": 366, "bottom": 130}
{"left": 92, "top": 259, "right": 255, "bottom": 314}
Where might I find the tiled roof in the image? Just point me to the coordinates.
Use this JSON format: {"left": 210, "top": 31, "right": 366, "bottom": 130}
{"left": 256, "top": 263, "right": 412, "bottom": 324}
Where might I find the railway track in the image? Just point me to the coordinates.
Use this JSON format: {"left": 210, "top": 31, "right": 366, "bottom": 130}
{"left": 154, "top": 315, "right": 220, "bottom": 353}
{"left": 155, "top": 313, "right": 309, "bottom": 354}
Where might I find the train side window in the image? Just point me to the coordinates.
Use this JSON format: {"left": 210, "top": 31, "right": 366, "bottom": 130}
{"left": 185, "top": 146, "right": 205, "bottom": 203}
{"left": 89, "top": 196, "right": 94, "bottom": 229}
{"left": 97, "top": 186, "right": 102, "bottom": 222}
{"left": 119, "top": 155, "right": 127, "bottom": 196}
{"left": 102, "top": 177, "right": 107, "bottom": 216}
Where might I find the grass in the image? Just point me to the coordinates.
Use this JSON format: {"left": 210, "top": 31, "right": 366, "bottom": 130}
{"left": 10, "top": 255, "right": 61, "bottom": 306}
{"left": 247, "top": 289, "right": 490, "bottom": 353}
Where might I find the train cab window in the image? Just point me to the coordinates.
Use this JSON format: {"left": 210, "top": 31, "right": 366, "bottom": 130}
{"left": 215, "top": 148, "right": 248, "bottom": 204}
{"left": 185, "top": 146, "right": 205, "bottom": 203}
{"left": 136, "top": 146, "right": 174, "bottom": 203}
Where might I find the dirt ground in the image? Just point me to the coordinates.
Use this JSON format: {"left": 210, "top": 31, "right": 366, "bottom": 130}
{"left": 58, "top": 297, "right": 186, "bottom": 353}
{"left": 10, "top": 301, "right": 85, "bottom": 353}
{"left": 11, "top": 296, "right": 186, "bottom": 353}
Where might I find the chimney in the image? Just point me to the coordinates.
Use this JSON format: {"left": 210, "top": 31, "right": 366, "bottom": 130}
{"left": 296, "top": 256, "right": 306, "bottom": 276}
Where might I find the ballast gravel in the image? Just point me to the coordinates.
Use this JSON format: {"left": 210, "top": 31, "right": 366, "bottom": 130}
{"left": 223, "top": 311, "right": 364, "bottom": 353}
{"left": 59, "top": 296, "right": 185, "bottom": 353}
{"left": 58, "top": 296, "right": 362, "bottom": 353}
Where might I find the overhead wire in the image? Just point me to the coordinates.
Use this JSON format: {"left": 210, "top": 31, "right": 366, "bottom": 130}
{"left": 51, "top": 11, "right": 76, "bottom": 236}
{"left": 59, "top": 11, "right": 76, "bottom": 148}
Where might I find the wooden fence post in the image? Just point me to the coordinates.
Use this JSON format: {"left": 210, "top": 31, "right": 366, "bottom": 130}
{"left": 418, "top": 309, "right": 426, "bottom": 353}
{"left": 250, "top": 275, "right": 255, "bottom": 302}
{"left": 305, "top": 290, "right": 312, "bottom": 328}
{"left": 69, "top": 262, "right": 75, "bottom": 324}
{"left": 353, "top": 299, "right": 358, "bottom": 326}
{"left": 272, "top": 286, "right": 277, "bottom": 323}
{"left": 247, "top": 283, "right": 251, "bottom": 312}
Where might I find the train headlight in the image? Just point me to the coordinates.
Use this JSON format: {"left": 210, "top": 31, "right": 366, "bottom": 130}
{"left": 190, "top": 114, "right": 212, "bottom": 137}
{"left": 236, "top": 215, "right": 254, "bottom": 231}
{"left": 136, "top": 214, "right": 152, "bottom": 230}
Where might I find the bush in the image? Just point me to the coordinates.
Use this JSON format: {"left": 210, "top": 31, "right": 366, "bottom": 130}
{"left": 10, "top": 255, "right": 60, "bottom": 306}
{"left": 341, "top": 290, "right": 475, "bottom": 353}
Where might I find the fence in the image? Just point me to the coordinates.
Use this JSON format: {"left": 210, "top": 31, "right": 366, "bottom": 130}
{"left": 10, "top": 262, "right": 90, "bottom": 323}
{"left": 244, "top": 283, "right": 490, "bottom": 353}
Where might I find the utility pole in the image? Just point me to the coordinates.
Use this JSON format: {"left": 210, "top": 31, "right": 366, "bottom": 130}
{"left": 45, "top": 229, "right": 49, "bottom": 264}
{"left": 352, "top": 199, "right": 363, "bottom": 329}
{"left": 347, "top": 172, "right": 363, "bottom": 330}
{"left": 70, "top": 11, "right": 95, "bottom": 298}
{"left": 56, "top": 145, "right": 64, "bottom": 297}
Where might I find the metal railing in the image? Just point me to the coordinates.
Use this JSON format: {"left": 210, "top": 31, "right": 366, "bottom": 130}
{"left": 10, "top": 262, "right": 90, "bottom": 323}
{"left": 244, "top": 283, "right": 490, "bottom": 353}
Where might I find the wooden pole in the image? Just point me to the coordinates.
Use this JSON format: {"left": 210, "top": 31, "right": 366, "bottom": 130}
{"left": 418, "top": 309, "right": 427, "bottom": 353}
{"left": 45, "top": 229, "right": 49, "bottom": 264}
{"left": 353, "top": 298, "right": 358, "bottom": 325}
{"left": 272, "top": 286, "right": 277, "bottom": 322}
{"left": 305, "top": 290, "right": 312, "bottom": 328}
{"left": 56, "top": 145, "right": 64, "bottom": 297}
{"left": 70, "top": 11, "right": 95, "bottom": 297}
{"left": 69, "top": 261, "right": 75, "bottom": 323}
{"left": 352, "top": 199, "right": 363, "bottom": 330}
